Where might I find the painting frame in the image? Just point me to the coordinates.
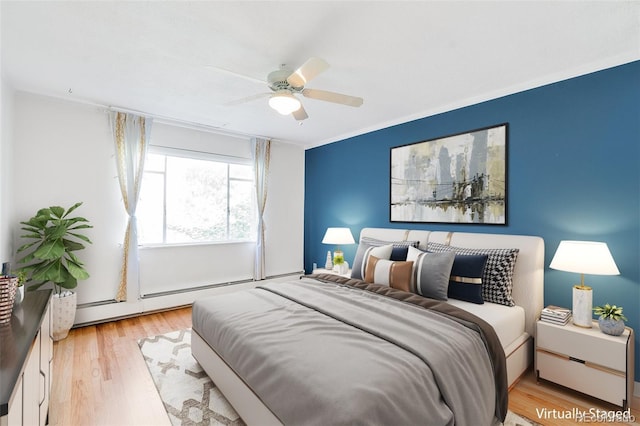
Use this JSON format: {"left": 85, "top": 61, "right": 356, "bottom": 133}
{"left": 390, "top": 123, "right": 508, "bottom": 225}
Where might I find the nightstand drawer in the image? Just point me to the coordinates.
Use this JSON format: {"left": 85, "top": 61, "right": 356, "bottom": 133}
{"left": 536, "top": 321, "right": 627, "bottom": 372}
{"left": 537, "top": 350, "right": 626, "bottom": 406}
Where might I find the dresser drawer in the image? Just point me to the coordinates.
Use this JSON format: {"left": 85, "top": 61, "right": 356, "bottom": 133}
{"left": 537, "top": 350, "right": 626, "bottom": 406}
{"left": 536, "top": 321, "right": 628, "bottom": 372}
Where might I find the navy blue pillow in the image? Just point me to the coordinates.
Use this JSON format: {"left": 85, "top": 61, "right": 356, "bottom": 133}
{"left": 390, "top": 246, "right": 409, "bottom": 261}
{"left": 447, "top": 254, "right": 489, "bottom": 304}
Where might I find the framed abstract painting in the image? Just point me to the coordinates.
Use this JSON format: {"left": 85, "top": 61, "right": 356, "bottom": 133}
{"left": 390, "top": 123, "right": 508, "bottom": 225}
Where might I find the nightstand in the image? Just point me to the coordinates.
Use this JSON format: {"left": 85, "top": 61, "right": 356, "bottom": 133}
{"left": 535, "top": 319, "right": 634, "bottom": 408}
{"left": 312, "top": 268, "right": 352, "bottom": 278}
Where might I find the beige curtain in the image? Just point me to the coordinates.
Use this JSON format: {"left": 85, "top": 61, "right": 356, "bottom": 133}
{"left": 252, "top": 137, "right": 271, "bottom": 280}
{"left": 110, "top": 111, "right": 152, "bottom": 301}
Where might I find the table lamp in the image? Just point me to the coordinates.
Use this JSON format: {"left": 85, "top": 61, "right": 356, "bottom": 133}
{"left": 322, "top": 227, "right": 355, "bottom": 271}
{"left": 549, "top": 240, "right": 620, "bottom": 328}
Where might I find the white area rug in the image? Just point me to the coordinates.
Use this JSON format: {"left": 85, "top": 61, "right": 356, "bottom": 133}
{"left": 503, "top": 410, "right": 542, "bottom": 426}
{"left": 139, "top": 329, "right": 538, "bottom": 426}
{"left": 138, "top": 329, "right": 244, "bottom": 425}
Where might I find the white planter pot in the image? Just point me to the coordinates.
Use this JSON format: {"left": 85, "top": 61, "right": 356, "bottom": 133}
{"left": 52, "top": 291, "right": 77, "bottom": 341}
{"left": 14, "top": 285, "right": 24, "bottom": 303}
{"left": 333, "top": 261, "right": 350, "bottom": 275}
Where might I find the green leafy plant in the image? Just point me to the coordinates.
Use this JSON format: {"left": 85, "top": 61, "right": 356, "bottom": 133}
{"left": 16, "top": 202, "right": 92, "bottom": 294}
{"left": 333, "top": 253, "right": 345, "bottom": 265}
{"left": 593, "top": 303, "right": 627, "bottom": 322}
{"left": 11, "top": 270, "right": 27, "bottom": 287}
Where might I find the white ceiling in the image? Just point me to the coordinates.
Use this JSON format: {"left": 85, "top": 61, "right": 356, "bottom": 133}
{"left": 1, "top": 1, "right": 639, "bottom": 149}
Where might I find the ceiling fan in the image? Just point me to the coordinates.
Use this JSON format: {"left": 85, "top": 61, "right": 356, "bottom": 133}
{"left": 225, "top": 57, "right": 363, "bottom": 121}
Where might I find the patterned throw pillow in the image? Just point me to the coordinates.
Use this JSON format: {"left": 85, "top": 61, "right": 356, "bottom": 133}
{"left": 364, "top": 255, "right": 414, "bottom": 291}
{"left": 447, "top": 254, "right": 489, "bottom": 304}
{"left": 351, "top": 238, "right": 419, "bottom": 279}
{"left": 406, "top": 247, "right": 455, "bottom": 301}
{"left": 427, "top": 242, "right": 519, "bottom": 307}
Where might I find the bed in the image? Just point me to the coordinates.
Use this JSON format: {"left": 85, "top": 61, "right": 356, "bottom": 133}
{"left": 192, "top": 228, "right": 544, "bottom": 425}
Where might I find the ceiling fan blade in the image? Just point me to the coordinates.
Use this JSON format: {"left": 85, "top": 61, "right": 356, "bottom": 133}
{"left": 206, "top": 65, "right": 266, "bottom": 85}
{"left": 225, "top": 92, "right": 270, "bottom": 106}
{"left": 292, "top": 104, "right": 308, "bottom": 121}
{"left": 301, "top": 88, "right": 363, "bottom": 107}
{"left": 287, "top": 57, "right": 330, "bottom": 88}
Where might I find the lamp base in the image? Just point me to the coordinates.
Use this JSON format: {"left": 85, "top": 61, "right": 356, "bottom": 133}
{"left": 572, "top": 285, "right": 592, "bottom": 328}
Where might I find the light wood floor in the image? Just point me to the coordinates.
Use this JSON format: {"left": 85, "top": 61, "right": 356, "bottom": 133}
{"left": 50, "top": 307, "right": 191, "bottom": 426}
{"left": 51, "top": 307, "right": 639, "bottom": 425}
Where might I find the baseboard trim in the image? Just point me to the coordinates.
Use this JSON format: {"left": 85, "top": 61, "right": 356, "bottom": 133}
{"left": 73, "top": 304, "right": 192, "bottom": 328}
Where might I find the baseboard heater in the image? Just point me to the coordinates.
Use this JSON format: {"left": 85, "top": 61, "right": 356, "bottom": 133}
{"left": 140, "top": 270, "right": 305, "bottom": 299}
{"left": 74, "top": 271, "right": 305, "bottom": 327}
{"left": 77, "top": 271, "right": 305, "bottom": 307}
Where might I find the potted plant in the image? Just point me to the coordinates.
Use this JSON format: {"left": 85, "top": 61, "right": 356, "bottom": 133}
{"left": 593, "top": 303, "right": 627, "bottom": 336}
{"left": 332, "top": 252, "right": 349, "bottom": 274}
{"left": 16, "top": 202, "right": 92, "bottom": 340}
{"left": 12, "top": 270, "right": 26, "bottom": 303}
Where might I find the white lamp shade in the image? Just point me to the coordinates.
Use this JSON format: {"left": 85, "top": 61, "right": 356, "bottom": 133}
{"left": 322, "top": 227, "right": 356, "bottom": 245}
{"left": 268, "top": 90, "right": 301, "bottom": 115}
{"left": 549, "top": 240, "right": 620, "bottom": 276}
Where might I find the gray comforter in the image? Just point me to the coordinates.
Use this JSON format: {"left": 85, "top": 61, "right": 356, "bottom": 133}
{"left": 192, "top": 275, "right": 507, "bottom": 426}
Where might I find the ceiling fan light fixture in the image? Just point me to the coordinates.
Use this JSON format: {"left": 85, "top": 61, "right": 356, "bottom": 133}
{"left": 269, "top": 90, "right": 301, "bottom": 115}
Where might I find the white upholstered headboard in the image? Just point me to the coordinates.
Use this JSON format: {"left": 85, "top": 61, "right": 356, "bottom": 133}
{"left": 359, "top": 228, "right": 544, "bottom": 337}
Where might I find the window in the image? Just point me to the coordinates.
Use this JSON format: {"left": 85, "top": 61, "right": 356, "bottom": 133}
{"left": 137, "top": 148, "right": 256, "bottom": 245}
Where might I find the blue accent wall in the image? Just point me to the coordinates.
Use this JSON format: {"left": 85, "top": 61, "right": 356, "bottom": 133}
{"left": 304, "top": 61, "right": 640, "bottom": 380}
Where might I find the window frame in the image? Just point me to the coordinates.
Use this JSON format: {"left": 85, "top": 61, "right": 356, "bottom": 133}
{"left": 138, "top": 145, "right": 256, "bottom": 247}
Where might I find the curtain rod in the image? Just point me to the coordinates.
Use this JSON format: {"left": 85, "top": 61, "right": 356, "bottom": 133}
{"left": 106, "top": 105, "right": 272, "bottom": 141}
{"left": 34, "top": 90, "right": 272, "bottom": 141}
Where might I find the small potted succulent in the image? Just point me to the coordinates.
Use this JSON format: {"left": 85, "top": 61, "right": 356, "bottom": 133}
{"left": 332, "top": 252, "right": 349, "bottom": 274}
{"left": 593, "top": 303, "right": 627, "bottom": 336}
{"left": 12, "top": 270, "right": 27, "bottom": 303}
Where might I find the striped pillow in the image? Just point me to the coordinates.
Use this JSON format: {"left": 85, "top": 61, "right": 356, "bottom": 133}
{"left": 364, "top": 255, "right": 414, "bottom": 291}
{"left": 351, "top": 238, "right": 419, "bottom": 280}
{"left": 406, "top": 247, "right": 455, "bottom": 300}
{"left": 351, "top": 244, "right": 394, "bottom": 280}
{"left": 360, "top": 237, "right": 421, "bottom": 261}
{"left": 447, "top": 254, "right": 489, "bottom": 304}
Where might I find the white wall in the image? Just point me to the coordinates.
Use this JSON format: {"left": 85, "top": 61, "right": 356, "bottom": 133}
{"left": 9, "top": 91, "right": 305, "bottom": 322}
{"left": 263, "top": 140, "right": 305, "bottom": 275}
{"left": 0, "top": 77, "right": 15, "bottom": 265}
{"left": 12, "top": 92, "right": 125, "bottom": 305}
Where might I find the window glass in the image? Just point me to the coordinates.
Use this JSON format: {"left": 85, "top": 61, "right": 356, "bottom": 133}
{"left": 138, "top": 150, "right": 256, "bottom": 245}
{"left": 229, "top": 178, "right": 254, "bottom": 240}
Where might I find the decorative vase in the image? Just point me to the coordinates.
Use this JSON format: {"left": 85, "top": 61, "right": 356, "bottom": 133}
{"left": 598, "top": 316, "right": 625, "bottom": 336}
{"left": 324, "top": 251, "right": 333, "bottom": 270}
{"left": 0, "top": 276, "right": 18, "bottom": 324}
{"left": 334, "top": 261, "right": 349, "bottom": 275}
{"left": 52, "top": 291, "right": 77, "bottom": 341}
